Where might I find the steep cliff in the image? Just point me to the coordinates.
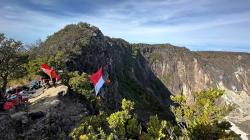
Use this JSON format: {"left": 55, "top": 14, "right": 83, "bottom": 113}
{"left": 137, "top": 44, "right": 249, "bottom": 96}
{"left": 137, "top": 44, "right": 250, "bottom": 135}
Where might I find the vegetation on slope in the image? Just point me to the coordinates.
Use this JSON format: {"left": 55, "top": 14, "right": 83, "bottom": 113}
{"left": 69, "top": 75, "right": 240, "bottom": 140}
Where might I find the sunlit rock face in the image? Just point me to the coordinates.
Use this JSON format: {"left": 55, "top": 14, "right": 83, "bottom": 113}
{"left": 138, "top": 44, "right": 250, "bottom": 136}
{"left": 139, "top": 44, "right": 250, "bottom": 96}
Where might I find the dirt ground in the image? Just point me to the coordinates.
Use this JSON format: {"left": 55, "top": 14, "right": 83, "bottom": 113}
{"left": 29, "top": 85, "right": 68, "bottom": 103}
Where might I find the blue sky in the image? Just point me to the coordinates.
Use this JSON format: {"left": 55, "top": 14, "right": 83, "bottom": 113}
{"left": 0, "top": 0, "right": 250, "bottom": 52}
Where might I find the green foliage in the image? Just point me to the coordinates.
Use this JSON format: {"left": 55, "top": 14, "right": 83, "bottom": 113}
{"left": 145, "top": 115, "right": 168, "bottom": 140}
{"left": 46, "top": 51, "right": 65, "bottom": 70}
{"left": 23, "top": 22, "right": 95, "bottom": 84}
{"left": 142, "top": 115, "right": 176, "bottom": 140}
{"left": 24, "top": 57, "right": 48, "bottom": 76}
{"left": 121, "top": 98, "right": 135, "bottom": 111}
{"left": 107, "top": 111, "right": 129, "bottom": 137}
{"left": 126, "top": 117, "right": 141, "bottom": 138}
{"left": 32, "top": 22, "right": 92, "bottom": 61}
{"left": 68, "top": 71, "right": 94, "bottom": 101}
{"left": 0, "top": 33, "right": 28, "bottom": 94}
{"left": 79, "top": 133, "right": 97, "bottom": 140}
{"left": 71, "top": 89, "right": 237, "bottom": 140}
{"left": 171, "top": 88, "right": 240, "bottom": 139}
{"left": 25, "top": 51, "right": 65, "bottom": 77}
{"left": 70, "top": 113, "right": 108, "bottom": 140}
{"left": 70, "top": 99, "right": 157, "bottom": 140}
{"left": 60, "top": 71, "right": 72, "bottom": 86}
{"left": 107, "top": 99, "right": 140, "bottom": 138}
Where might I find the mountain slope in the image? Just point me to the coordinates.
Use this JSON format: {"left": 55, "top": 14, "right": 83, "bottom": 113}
{"left": 31, "top": 22, "right": 174, "bottom": 120}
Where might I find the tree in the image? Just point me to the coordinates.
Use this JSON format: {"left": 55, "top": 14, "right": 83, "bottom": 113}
{"left": 24, "top": 51, "right": 65, "bottom": 78}
{"left": 0, "top": 33, "right": 27, "bottom": 98}
{"left": 171, "top": 88, "right": 240, "bottom": 139}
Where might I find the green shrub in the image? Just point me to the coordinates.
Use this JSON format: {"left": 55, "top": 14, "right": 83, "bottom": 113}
{"left": 25, "top": 51, "right": 65, "bottom": 77}
{"left": 107, "top": 99, "right": 140, "bottom": 138}
{"left": 71, "top": 90, "right": 238, "bottom": 140}
{"left": 107, "top": 111, "right": 128, "bottom": 138}
{"left": 145, "top": 115, "right": 168, "bottom": 140}
{"left": 121, "top": 98, "right": 135, "bottom": 111}
{"left": 24, "top": 57, "right": 47, "bottom": 76}
{"left": 68, "top": 71, "right": 94, "bottom": 101}
{"left": 71, "top": 99, "right": 144, "bottom": 139}
{"left": 126, "top": 117, "right": 141, "bottom": 138}
{"left": 70, "top": 113, "right": 108, "bottom": 140}
{"left": 171, "top": 88, "right": 240, "bottom": 139}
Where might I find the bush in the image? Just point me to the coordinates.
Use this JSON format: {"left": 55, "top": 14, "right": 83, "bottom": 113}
{"left": 25, "top": 51, "right": 65, "bottom": 77}
{"left": 107, "top": 111, "right": 128, "bottom": 138}
{"left": 121, "top": 98, "right": 134, "bottom": 111}
{"left": 171, "top": 88, "right": 240, "bottom": 139}
{"left": 71, "top": 89, "right": 238, "bottom": 140}
{"left": 145, "top": 115, "right": 167, "bottom": 140}
{"left": 70, "top": 112, "right": 108, "bottom": 140}
{"left": 68, "top": 71, "right": 94, "bottom": 101}
{"left": 107, "top": 99, "right": 141, "bottom": 138}
{"left": 71, "top": 99, "right": 146, "bottom": 139}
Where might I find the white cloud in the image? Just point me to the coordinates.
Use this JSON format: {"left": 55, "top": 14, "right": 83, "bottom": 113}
{"left": 0, "top": 0, "right": 249, "bottom": 51}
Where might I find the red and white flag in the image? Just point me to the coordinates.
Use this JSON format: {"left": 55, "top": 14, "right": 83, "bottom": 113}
{"left": 41, "top": 63, "right": 52, "bottom": 76}
{"left": 41, "top": 64, "right": 60, "bottom": 80}
{"left": 90, "top": 67, "right": 105, "bottom": 95}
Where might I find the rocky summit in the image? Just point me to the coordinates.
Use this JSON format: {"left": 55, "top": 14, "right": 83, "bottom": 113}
{"left": 1, "top": 22, "right": 250, "bottom": 139}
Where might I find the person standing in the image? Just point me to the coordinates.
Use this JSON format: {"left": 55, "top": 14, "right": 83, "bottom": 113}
{"left": 50, "top": 67, "right": 57, "bottom": 87}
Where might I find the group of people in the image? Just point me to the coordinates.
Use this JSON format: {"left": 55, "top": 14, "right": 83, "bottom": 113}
{"left": 2, "top": 86, "right": 33, "bottom": 110}
{"left": 1, "top": 75, "right": 59, "bottom": 111}
{"left": 39, "top": 70, "right": 58, "bottom": 88}
{"left": 0, "top": 63, "right": 61, "bottom": 111}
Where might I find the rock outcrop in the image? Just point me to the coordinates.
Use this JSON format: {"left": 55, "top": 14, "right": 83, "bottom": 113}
{"left": 0, "top": 86, "right": 90, "bottom": 140}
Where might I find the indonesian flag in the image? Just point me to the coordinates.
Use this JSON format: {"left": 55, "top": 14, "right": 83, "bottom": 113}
{"left": 41, "top": 64, "right": 59, "bottom": 80}
{"left": 90, "top": 67, "right": 105, "bottom": 95}
{"left": 41, "top": 64, "right": 52, "bottom": 76}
